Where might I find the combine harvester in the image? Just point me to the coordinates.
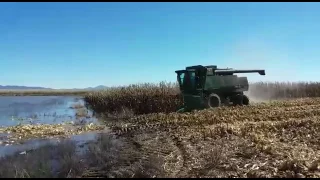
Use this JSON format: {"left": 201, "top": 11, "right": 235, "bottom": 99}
{"left": 175, "top": 65, "right": 266, "bottom": 112}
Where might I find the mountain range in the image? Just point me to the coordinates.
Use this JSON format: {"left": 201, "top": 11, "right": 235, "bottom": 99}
{"left": 0, "top": 85, "right": 108, "bottom": 90}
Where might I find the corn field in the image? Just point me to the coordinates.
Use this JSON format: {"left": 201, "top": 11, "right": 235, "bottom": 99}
{"left": 2, "top": 82, "right": 320, "bottom": 178}
{"left": 81, "top": 81, "right": 320, "bottom": 177}
{"left": 89, "top": 97, "right": 320, "bottom": 178}
{"left": 83, "top": 81, "right": 320, "bottom": 116}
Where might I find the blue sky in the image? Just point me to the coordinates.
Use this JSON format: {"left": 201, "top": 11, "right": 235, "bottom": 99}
{"left": 0, "top": 2, "right": 319, "bottom": 89}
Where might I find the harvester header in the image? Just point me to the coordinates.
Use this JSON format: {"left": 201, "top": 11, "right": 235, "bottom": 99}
{"left": 179, "top": 65, "right": 265, "bottom": 75}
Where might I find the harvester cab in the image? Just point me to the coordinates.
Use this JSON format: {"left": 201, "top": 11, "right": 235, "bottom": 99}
{"left": 175, "top": 65, "right": 265, "bottom": 112}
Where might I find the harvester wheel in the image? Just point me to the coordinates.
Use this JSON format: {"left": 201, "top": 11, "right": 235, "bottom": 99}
{"left": 233, "top": 94, "right": 243, "bottom": 106}
{"left": 207, "top": 93, "right": 221, "bottom": 108}
{"left": 243, "top": 95, "right": 249, "bottom": 105}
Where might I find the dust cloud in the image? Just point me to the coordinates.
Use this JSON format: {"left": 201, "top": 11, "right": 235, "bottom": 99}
{"left": 218, "top": 38, "right": 300, "bottom": 103}
{"left": 244, "top": 83, "right": 274, "bottom": 103}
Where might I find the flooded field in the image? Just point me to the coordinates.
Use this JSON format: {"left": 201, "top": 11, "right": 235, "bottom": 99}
{"left": 0, "top": 96, "right": 97, "bottom": 127}
{"left": 0, "top": 96, "right": 105, "bottom": 157}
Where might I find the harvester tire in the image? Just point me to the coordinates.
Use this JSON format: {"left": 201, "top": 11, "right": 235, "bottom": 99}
{"left": 207, "top": 93, "right": 221, "bottom": 108}
{"left": 233, "top": 94, "right": 243, "bottom": 106}
{"left": 243, "top": 95, "right": 249, "bottom": 105}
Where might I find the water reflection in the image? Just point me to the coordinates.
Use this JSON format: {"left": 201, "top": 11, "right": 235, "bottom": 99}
{"left": 0, "top": 96, "right": 97, "bottom": 127}
{"left": 0, "top": 132, "right": 97, "bottom": 157}
{"left": 0, "top": 96, "right": 106, "bottom": 157}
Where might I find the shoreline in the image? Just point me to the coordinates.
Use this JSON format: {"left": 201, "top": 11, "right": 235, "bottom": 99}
{"left": 0, "top": 90, "right": 92, "bottom": 96}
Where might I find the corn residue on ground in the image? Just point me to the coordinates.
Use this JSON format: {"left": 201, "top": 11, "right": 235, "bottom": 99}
{"left": 92, "top": 97, "right": 320, "bottom": 178}
{"left": 1, "top": 97, "right": 320, "bottom": 178}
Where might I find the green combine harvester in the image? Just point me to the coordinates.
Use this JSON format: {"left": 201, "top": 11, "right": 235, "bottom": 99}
{"left": 175, "top": 65, "right": 266, "bottom": 113}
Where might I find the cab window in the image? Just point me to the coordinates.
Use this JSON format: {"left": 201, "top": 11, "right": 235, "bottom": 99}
{"left": 183, "top": 71, "right": 196, "bottom": 90}
{"left": 177, "top": 72, "right": 185, "bottom": 87}
{"left": 179, "top": 73, "right": 185, "bottom": 86}
{"left": 189, "top": 71, "right": 196, "bottom": 89}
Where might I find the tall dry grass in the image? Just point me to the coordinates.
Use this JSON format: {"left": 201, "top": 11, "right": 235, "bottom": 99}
{"left": 83, "top": 81, "right": 320, "bottom": 116}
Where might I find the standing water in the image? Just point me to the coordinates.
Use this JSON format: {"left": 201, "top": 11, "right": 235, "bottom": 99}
{"left": 0, "top": 96, "right": 97, "bottom": 127}
{"left": 0, "top": 96, "right": 105, "bottom": 157}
